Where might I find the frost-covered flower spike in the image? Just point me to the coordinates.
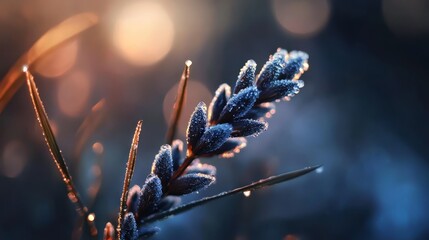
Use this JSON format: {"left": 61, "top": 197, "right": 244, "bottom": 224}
{"left": 114, "top": 48, "right": 309, "bottom": 240}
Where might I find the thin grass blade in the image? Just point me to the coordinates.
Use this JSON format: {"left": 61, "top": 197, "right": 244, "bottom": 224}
{"left": 25, "top": 69, "right": 97, "bottom": 237}
{"left": 0, "top": 12, "right": 98, "bottom": 113}
{"left": 117, "top": 120, "right": 143, "bottom": 238}
{"left": 143, "top": 165, "right": 321, "bottom": 223}
{"left": 165, "top": 60, "right": 192, "bottom": 144}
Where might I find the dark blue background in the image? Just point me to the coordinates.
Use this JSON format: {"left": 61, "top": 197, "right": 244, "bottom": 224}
{"left": 0, "top": 0, "right": 428, "bottom": 239}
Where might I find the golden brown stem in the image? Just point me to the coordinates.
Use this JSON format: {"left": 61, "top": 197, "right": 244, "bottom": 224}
{"left": 25, "top": 69, "right": 97, "bottom": 237}
{"left": 165, "top": 60, "right": 192, "bottom": 144}
{"left": 117, "top": 120, "right": 143, "bottom": 239}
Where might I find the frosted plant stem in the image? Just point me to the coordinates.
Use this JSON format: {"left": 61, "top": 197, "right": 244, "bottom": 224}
{"left": 24, "top": 69, "right": 98, "bottom": 237}
{"left": 144, "top": 165, "right": 321, "bottom": 223}
{"left": 117, "top": 121, "right": 143, "bottom": 239}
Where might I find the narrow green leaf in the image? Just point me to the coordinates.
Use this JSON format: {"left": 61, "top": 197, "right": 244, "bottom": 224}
{"left": 143, "top": 165, "right": 321, "bottom": 223}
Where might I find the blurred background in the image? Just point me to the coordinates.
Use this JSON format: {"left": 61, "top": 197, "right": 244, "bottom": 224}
{"left": 0, "top": 0, "right": 428, "bottom": 239}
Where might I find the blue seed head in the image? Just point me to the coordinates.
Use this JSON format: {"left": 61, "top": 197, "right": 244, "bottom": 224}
{"left": 231, "top": 119, "right": 268, "bottom": 137}
{"left": 121, "top": 213, "right": 138, "bottom": 240}
{"left": 137, "top": 175, "right": 163, "bottom": 218}
{"left": 126, "top": 185, "right": 141, "bottom": 215}
{"left": 234, "top": 60, "right": 256, "bottom": 94}
{"left": 169, "top": 173, "right": 215, "bottom": 196}
{"left": 210, "top": 137, "right": 247, "bottom": 158}
{"left": 242, "top": 102, "right": 276, "bottom": 120}
{"left": 256, "top": 49, "right": 288, "bottom": 89}
{"left": 208, "top": 84, "right": 231, "bottom": 124}
{"left": 194, "top": 124, "right": 233, "bottom": 155}
{"left": 186, "top": 102, "right": 207, "bottom": 151}
{"left": 218, "top": 86, "right": 259, "bottom": 123}
{"left": 151, "top": 145, "right": 173, "bottom": 188}
{"left": 256, "top": 80, "right": 301, "bottom": 104}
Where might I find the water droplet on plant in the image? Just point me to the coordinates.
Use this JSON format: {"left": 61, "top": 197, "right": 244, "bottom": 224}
{"left": 243, "top": 190, "right": 251, "bottom": 197}
{"left": 22, "top": 65, "right": 28, "bottom": 72}
{"left": 87, "top": 213, "right": 95, "bottom": 222}
{"left": 297, "top": 80, "right": 305, "bottom": 88}
{"left": 316, "top": 166, "right": 324, "bottom": 174}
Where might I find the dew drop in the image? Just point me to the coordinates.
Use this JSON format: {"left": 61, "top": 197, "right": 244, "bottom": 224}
{"left": 22, "top": 65, "right": 29, "bottom": 72}
{"left": 87, "top": 213, "right": 95, "bottom": 222}
{"left": 316, "top": 166, "right": 324, "bottom": 174}
{"left": 297, "top": 80, "right": 305, "bottom": 88}
{"left": 243, "top": 190, "right": 251, "bottom": 197}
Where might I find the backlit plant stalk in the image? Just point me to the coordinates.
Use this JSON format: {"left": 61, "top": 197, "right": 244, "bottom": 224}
{"left": 113, "top": 48, "right": 312, "bottom": 240}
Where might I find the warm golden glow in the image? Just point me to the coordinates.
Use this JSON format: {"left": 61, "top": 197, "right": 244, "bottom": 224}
{"left": 58, "top": 70, "right": 91, "bottom": 117}
{"left": 272, "top": 0, "right": 330, "bottom": 36}
{"left": 92, "top": 142, "right": 104, "bottom": 155}
{"left": 112, "top": 1, "right": 174, "bottom": 66}
{"left": 34, "top": 39, "right": 79, "bottom": 78}
{"left": 163, "top": 80, "right": 212, "bottom": 136}
{"left": 87, "top": 213, "right": 95, "bottom": 222}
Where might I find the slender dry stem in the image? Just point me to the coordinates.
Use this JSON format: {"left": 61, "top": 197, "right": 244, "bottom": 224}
{"left": 24, "top": 68, "right": 98, "bottom": 237}
{"left": 144, "top": 165, "right": 321, "bottom": 223}
{"left": 117, "top": 120, "right": 143, "bottom": 239}
{"left": 165, "top": 60, "right": 192, "bottom": 144}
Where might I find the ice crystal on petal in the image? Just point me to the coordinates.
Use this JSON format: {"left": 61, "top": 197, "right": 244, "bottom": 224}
{"left": 218, "top": 86, "right": 259, "bottom": 123}
{"left": 234, "top": 60, "right": 256, "bottom": 94}
{"left": 256, "top": 49, "right": 288, "bottom": 88}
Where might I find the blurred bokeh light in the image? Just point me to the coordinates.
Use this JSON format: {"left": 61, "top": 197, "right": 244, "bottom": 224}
{"left": 272, "top": 0, "right": 330, "bottom": 36}
{"left": 57, "top": 70, "right": 91, "bottom": 117}
{"left": 34, "top": 39, "right": 79, "bottom": 78}
{"left": 0, "top": 0, "right": 428, "bottom": 239}
{"left": 110, "top": 1, "right": 174, "bottom": 66}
